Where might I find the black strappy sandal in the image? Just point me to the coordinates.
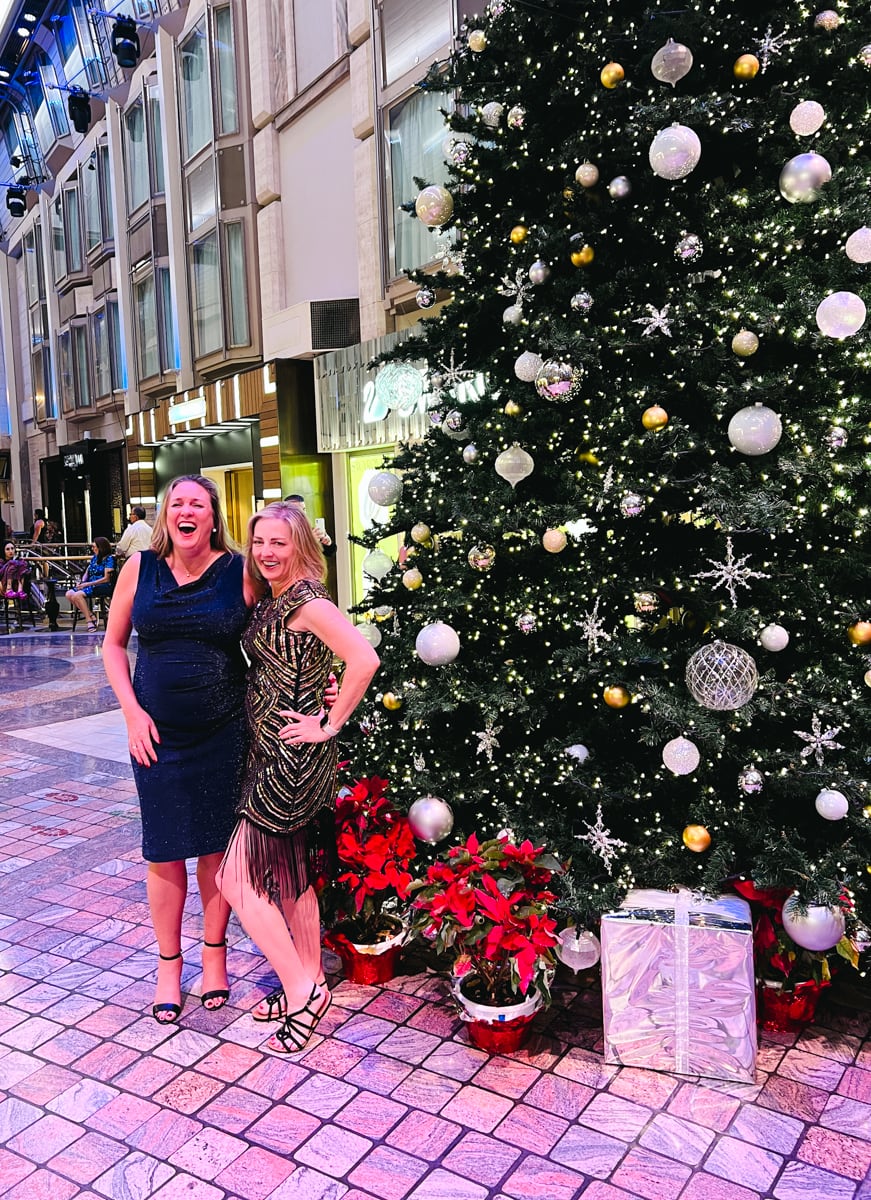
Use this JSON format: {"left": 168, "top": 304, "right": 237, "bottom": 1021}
{"left": 201, "top": 940, "right": 230, "bottom": 1010}
{"left": 253, "top": 977, "right": 328, "bottom": 1022}
{"left": 152, "top": 951, "right": 183, "bottom": 1023}
{"left": 268, "top": 984, "right": 331, "bottom": 1054}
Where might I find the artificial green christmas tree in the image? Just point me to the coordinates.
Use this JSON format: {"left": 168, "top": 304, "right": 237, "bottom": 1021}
{"left": 352, "top": 0, "right": 871, "bottom": 954}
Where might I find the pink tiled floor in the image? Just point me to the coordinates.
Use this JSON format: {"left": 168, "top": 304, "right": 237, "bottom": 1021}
{"left": 0, "top": 636, "right": 869, "bottom": 1198}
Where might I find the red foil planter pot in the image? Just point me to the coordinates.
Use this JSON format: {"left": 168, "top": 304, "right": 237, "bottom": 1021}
{"left": 757, "top": 979, "right": 828, "bottom": 1033}
{"left": 466, "top": 1010, "right": 536, "bottom": 1054}
{"left": 326, "top": 926, "right": 404, "bottom": 986}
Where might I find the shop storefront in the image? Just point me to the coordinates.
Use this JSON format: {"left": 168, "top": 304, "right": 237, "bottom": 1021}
{"left": 41, "top": 438, "right": 126, "bottom": 544}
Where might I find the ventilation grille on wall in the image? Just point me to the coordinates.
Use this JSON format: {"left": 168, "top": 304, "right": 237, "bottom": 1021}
{"left": 310, "top": 300, "right": 360, "bottom": 352}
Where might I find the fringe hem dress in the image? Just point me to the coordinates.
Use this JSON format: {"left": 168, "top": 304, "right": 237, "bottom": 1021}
{"left": 233, "top": 578, "right": 339, "bottom": 901}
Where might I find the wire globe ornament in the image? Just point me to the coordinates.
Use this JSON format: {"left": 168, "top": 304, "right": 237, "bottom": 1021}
{"left": 685, "top": 641, "right": 759, "bottom": 711}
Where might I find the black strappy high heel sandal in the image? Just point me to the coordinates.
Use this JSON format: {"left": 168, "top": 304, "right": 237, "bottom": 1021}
{"left": 268, "top": 984, "right": 331, "bottom": 1054}
{"left": 152, "top": 951, "right": 183, "bottom": 1023}
{"left": 201, "top": 940, "right": 230, "bottom": 1010}
{"left": 252, "top": 976, "right": 328, "bottom": 1022}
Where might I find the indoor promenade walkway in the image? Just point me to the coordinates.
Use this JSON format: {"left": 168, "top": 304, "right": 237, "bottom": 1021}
{"left": 0, "top": 633, "right": 869, "bottom": 1200}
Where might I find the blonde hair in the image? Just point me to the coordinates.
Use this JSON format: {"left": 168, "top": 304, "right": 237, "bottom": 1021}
{"left": 245, "top": 501, "right": 325, "bottom": 587}
{"left": 151, "top": 475, "right": 237, "bottom": 560}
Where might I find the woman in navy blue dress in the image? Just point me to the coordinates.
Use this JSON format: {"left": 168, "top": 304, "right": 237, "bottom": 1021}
{"left": 103, "top": 476, "right": 257, "bottom": 1022}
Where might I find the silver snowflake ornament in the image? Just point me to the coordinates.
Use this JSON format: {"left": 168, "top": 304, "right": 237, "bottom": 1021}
{"left": 634, "top": 304, "right": 673, "bottom": 338}
{"left": 576, "top": 803, "right": 627, "bottom": 875}
{"left": 576, "top": 596, "right": 612, "bottom": 654}
{"left": 692, "top": 537, "right": 769, "bottom": 608}
{"left": 596, "top": 465, "right": 614, "bottom": 513}
{"left": 433, "top": 350, "right": 474, "bottom": 391}
{"left": 474, "top": 722, "right": 502, "bottom": 763}
{"left": 755, "top": 26, "right": 795, "bottom": 73}
{"left": 413, "top": 753, "right": 426, "bottom": 772}
{"left": 497, "top": 267, "right": 533, "bottom": 308}
{"left": 794, "top": 714, "right": 845, "bottom": 768}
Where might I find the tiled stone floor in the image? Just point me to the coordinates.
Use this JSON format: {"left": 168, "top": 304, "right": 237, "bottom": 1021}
{"left": 0, "top": 634, "right": 870, "bottom": 1199}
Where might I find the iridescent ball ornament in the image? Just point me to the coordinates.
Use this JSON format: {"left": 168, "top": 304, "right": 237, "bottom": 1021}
{"left": 738, "top": 765, "right": 765, "bottom": 794}
{"left": 620, "top": 493, "right": 645, "bottom": 517}
{"left": 608, "top": 175, "right": 631, "bottom": 199}
{"left": 816, "top": 291, "right": 867, "bottom": 338}
{"left": 650, "top": 38, "right": 694, "bottom": 87}
{"left": 503, "top": 304, "right": 523, "bottom": 325}
{"left": 528, "top": 260, "right": 551, "bottom": 285}
{"left": 779, "top": 153, "right": 832, "bottom": 203}
{"left": 516, "top": 611, "right": 537, "bottom": 634}
{"left": 462, "top": 443, "right": 479, "bottom": 464}
{"left": 675, "top": 233, "right": 703, "bottom": 262}
{"left": 782, "top": 895, "right": 845, "bottom": 952}
{"left": 846, "top": 227, "right": 871, "bottom": 263}
{"left": 416, "top": 287, "right": 436, "bottom": 309}
{"left": 408, "top": 795, "right": 454, "bottom": 844}
{"left": 860, "top": 44, "right": 871, "bottom": 67}
{"left": 415, "top": 184, "right": 454, "bottom": 226}
{"left": 727, "top": 404, "right": 783, "bottom": 455}
{"left": 662, "top": 736, "right": 701, "bottom": 775}
{"left": 648, "top": 124, "right": 702, "bottom": 180}
{"left": 535, "top": 359, "right": 577, "bottom": 400}
{"left": 468, "top": 544, "right": 496, "bottom": 571}
{"left": 686, "top": 641, "right": 758, "bottom": 711}
{"left": 571, "top": 291, "right": 594, "bottom": 313}
{"left": 556, "top": 927, "right": 601, "bottom": 971}
{"left": 481, "top": 101, "right": 504, "bottom": 128}
{"left": 415, "top": 621, "right": 461, "bottom": 666}
{"left": 826, "top": 426, "right": 848, "bottom": 449}
{"left": 814, "top": 9, "right": 841, "bottom": 30}
{"left": 446, "top": 138, "right": 473, "bottom": 167}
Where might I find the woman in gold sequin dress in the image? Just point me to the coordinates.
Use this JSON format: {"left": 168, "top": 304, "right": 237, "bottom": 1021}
{"left": 217, "top": 502, "right": 379, "bottom": 1054}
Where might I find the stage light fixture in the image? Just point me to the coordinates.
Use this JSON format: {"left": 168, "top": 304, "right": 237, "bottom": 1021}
{"left": 110, "top": 16, "right": 140, "bottom": 69}
{"left": 6, "top": 187, "right": 26, "bottom": 218}
{"left": 67, "top": 89, "right": 91, "bottom": 134}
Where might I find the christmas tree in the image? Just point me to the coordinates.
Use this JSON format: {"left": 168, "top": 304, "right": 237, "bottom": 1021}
{"left": 353, "top": 0, "right": 871, "bottom": 948}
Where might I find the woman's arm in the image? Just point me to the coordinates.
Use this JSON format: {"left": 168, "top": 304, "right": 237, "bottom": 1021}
{"left": 280, "top": 598, "right": 380, "bottom": 743}
{"left": 103, "top": 554, "right": 160, "bottom": 765}
{"left": 92, "top": 556, "right": 114, "bottom": 588}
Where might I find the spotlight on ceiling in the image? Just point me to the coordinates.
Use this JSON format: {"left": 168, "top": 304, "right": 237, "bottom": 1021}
{"left": 67, "top": 89, "right": 91, "bottom": 135}
{"left": 110, "top": 16, "right": 140, "bottom": 69}
{"left": 6, "top": 187, "right": 26, "bottom": 219}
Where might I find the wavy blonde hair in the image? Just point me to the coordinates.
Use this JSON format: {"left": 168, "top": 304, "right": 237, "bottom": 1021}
{"left": 151, "top": 474, "right": 236, "bottom": 560}
{"left": 245, "top": 501, "right": 326, "bottom": 588}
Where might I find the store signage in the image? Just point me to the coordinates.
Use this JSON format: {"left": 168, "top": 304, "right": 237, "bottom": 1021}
{"left": 168, "top": 397, "right": 207, "bottom": 425}
{"left": 361, "top": 369, "right": 489, "bottom": 424}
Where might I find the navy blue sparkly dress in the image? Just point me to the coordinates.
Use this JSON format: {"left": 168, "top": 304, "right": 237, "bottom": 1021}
{"left": 131, "top": 550, "right": 249, "bottom": 862}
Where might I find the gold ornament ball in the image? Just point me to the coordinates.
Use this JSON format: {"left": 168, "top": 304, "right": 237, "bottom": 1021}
{"left": 865, "top": 669, "right": 871, "bottom": 687}
{"left": 468, "top": 29, "right": 487, "bottom": 52}
{"left": 504, "top": 398, "right": 523, "bottom": 416}
{"left": 601, "top": 62, "right": 625, "bottom": 88}
{"left": 410, "top": 522, "right": 432, "bottom": 544}
{"left": 848, "top": 620, "right": 871, "bottom": 645}
{"left": 603, "top": 684, "right": 631, "bottom": 709}
{"left": 402, "top": 568, "right": 423, "bottom": 590}
{"left": 732, "top": 329, "right": 759, "bottom": 357}
{"left": 542, "top": 528, "right": 567, "bottom": 553}
{"left": 642, "top": 405, "right": 669, "bottom": 430}
{"left": 733, "top": 54, "right": 760, "bottom": 80}
{"left": 510, "top": 224, "right": 529, "bottom": 244}
{"left": 682, "top": 824, "right": 712, "bottom": 853}
{"left": 382, "top": 692, "right": 403, "bottom": 711}
{"left": 578, "top": 449, "right": 600, "bottom": 465}
{"left": 571, "top": 244, "right": 595, "bottom": 267}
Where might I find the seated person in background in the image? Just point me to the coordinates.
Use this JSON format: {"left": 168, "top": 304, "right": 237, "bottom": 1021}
{"left": 115, "top": 506, "right": 154, "bottom": 557}
{"left": 284, "top": 495, "right": 337, "bottom": 558}
{"left": 1, "top": 541, "right": 28, "bottom": 597}
{"left": 66, "top": 536, "right": 115, "bottom": 631}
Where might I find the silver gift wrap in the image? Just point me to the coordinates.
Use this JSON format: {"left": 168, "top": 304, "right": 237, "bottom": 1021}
{"left": 601, "top": 889, "right": 757, "bottom": 1083}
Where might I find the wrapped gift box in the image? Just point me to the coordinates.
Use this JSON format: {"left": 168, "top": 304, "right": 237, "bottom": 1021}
{"left": 601, "top": 888, "right": 757, "bottom": 1083}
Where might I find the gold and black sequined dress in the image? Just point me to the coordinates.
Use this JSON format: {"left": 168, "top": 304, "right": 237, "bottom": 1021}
{"left": 235, "top": 579, "right": 338, "bottom": 900}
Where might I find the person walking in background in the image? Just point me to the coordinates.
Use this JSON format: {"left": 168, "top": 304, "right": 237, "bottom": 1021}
{"left": 65, "top": 537, "right": 115, "bottom": 631}
{"left": 114, "top": 505, "right": 153, "bottom": 557}
{"left": 217, "top": 502, "right": 379, "bottom": 1054}
{"left": 284, "top": 494, "right": 336, "bottom": 558}
{"left": 102, "top": 476, "right": 256, "bottom": 1023}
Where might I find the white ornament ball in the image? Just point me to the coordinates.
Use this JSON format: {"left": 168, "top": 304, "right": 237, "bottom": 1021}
{"left": 408, "top": 795, "right": 454, "bottom": 844}
{"left": 495, "top": 443, "right": 534, "bottom": 487}
{"left": 731, "top": 329, "right": 759, "bottom": 357}
{"left": 662, "top": 736, "right": 701, "bottom": 775}
{"left": 648, "top": 124, "right": 702, "bottom": 181}
{"left": 565, "top": 743, "right": 590, "bottom": 763}
{"left": 542, "top": 528, "right": 567, "bottom": 553}
{"left": 528, "top": 260, "right": 551, "bottom": 285}
{"left": 503, "top": 304, "right": 523, "bottom": 326}
{"left": 415, "top": 185, "right": 454, "bottom": 227}
{"left": 356, "top": 622, "right": 382, "bottom": 648}
{"left": 815, "top": 788, "right": 849, "bottom": 821}
{"left": 514, "top": 351, "right": 543, "bottom": 382}
{"left": 367, "top": 471, "right": 403, "bottom": 507}
{"left": 814, "top": 9, "right": 841, "bottom": 30}
{"left": 650, "top": 38, "right": 694, "bottom": 87}
{"left": 481, "top": 101, "right": 504, "bottom": 128}
{"left": 686, "top": 641, "right": 758, "bottom": 711}
{"left": 362, "top": 549, "right": 393, "bottom": 581}
{"left": 759, "top": 623, "right": 790, "bottom": 652}
{"left": 846, "top": 227, "right": 871, "bottom": 264}
{"left": 782, "top": 895, "right": 845, "bottom": 952}
{"left": 789, "top": 100, "right": 826, "bottom": 136}
{"left": 779, "top": 153, "right": 832, "bottom": 203}
{"left": 462, "top": 443, "right": 479, "bottom": 464}
{"left": 415, "top": 621, "right": 461, "bottom": 666}
{"left": 816, "top": 291, "right": 867, "bottom": 339}
{"left": 575, "top": 162, "right": 599, "bottom": 187}
{"left": 860, "top": 44, "right": 871, "bottom": 67}
{"left": 727, "top": 404, "right": 783, "bottom": 455}
{"left": 555, "top": 927, "right": 601, "bottom": 971}
{"left": 607, "top": 176, "right": 631, "bottom": 199}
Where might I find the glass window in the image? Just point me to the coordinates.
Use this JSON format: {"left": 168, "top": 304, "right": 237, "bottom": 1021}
{"left": 58, "top": 329, "right": 74, "bottom": 411}
{"left": 292, "top": 0, "right": 339, "bottom": 92}
{"left": 82, "top": 156, "right": 100, "bottom": 250}
{"left": 93, "top": 308, "right": 110, "bottom": 397}
{"left": 214, "top": 7, "right": 238, "bottom": 134}
{"left": 73, "top": 324, "right": 92, "bottom": 407}
{"left": 157, "top": 267, "right": 175, "bottom": 370}
{"left": 385, "top": 87, "right": 448, "bottom": 275}
{"left": 187, "top": 159, "right": 216, "bottom": 233}
{"left": 98, "top": 144, "right": 114, "bottom": 240}
{"left": 380, "top": 0, "right": 450, "bottom": 86}
{"left": 191, "top": 231, "right": 222, "bottom": 356}
{"left": 50, "top": 196, "right": 66, "bottom": 283}
{"left": 71, "top": 0, "right": 107, "bottom": 90}
{"left": 180, "top": 25, "right": 212, "bottom": 159}
{"left": 224, "top": 222, "right": 249, "bottom": 346}
{"left": 134, "top": 273, "right": 159, "bottom": 378}
{"left": 24, "top": 229, "right": 40, "bottom": 305}
{"left": 108, "top": 296, "right": 125, "bottom": 389}
{"left": 148, "top": 89, "right": 165, "bottom": 193}
{"left": 32, "top": 349, "right": 50, "bottom": 421}
{"left": 64, "top": 187, "right": 83, "bottom": 273}
{"left": 124, "top": 101, "right": 149, "bottom": 214}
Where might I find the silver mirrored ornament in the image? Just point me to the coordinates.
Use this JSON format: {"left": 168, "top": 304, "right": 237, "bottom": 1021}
{"left": 571, "top": 291, "right": 594, "bottom": 313}
{"left": 555, "top": 927, "right": 601, "bottom": 970}
{"left": 462, "top": 443, "right": 479, "bottom": 463}
{"left": 367, "top": 471, "right": 404, "bottom": 506}
{"left": 516, "top": 611, "right": 537, "bottom": 634}
{"left": 648, "top": 124, "right": 702, "bottom": 180}
{"left": 443, "top": 409, "right": 466, "bottom": 435}
{"left": 416, "top": 287, "right": 436, "bottom": 309}
{"left": 738, "top": 765, "right": 764, "bottom": 794}
{"left": 620, "top": 493, "right": 645, "bottom": 517}
{"left": 535, "top": 359, "right": 577, "bottom": 400}
{"left": 468, "top": 544, "right": 496, "bottom": 570}
{"left": 826, "top": 425, "right": 848, "bottom": 449}
{"left": 507, "top": 104, "right": 526, "bottom": 129}
{"left": 779, "top": 153, "right": 832, "bottom": 204}
{"left": 650, "top": 38, "right": 694, "bottom": 87}
{"left": 607, "top": 176, "right": 631, "bottom": 199}
{"left": 481, "top": 101, "right": 504, "bottom": 128}
{"left": 675, "top": 233, "right": 703, "bottom": 262}
{"left": 528, "top": 260, "right": 551, "bottom": 285}
{"left": 860, "top": 44, "right": 871, "bottom": 67}
{"left": 408, "top": 795, "right": 454, "bottom": 844}
{"left": 415, "top": 185, "right": 454, "bottom": 226}
{"left": 446, "top": 138, "right": 473, "bottom": 167}
{"left": 415, "top": 621, "right": 461, "bottom": 665}
{"left": 686, "top": 641, "right": 758, "bottom": 711}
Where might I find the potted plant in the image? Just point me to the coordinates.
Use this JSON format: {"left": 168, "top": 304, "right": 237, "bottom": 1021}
{"left": 412, "top": 831, "right": 565, "bottom": 1052}
{"left": 324, "top": 774, "right": 417, "bottom": 985}
{"left": 731, "top": 879, "right": 861, "bottom": 1032}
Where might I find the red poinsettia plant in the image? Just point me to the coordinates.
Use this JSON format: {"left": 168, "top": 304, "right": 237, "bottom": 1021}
{"left": 329, "top": 774, "right": 417, "bottom": 944}
{"left": 411, "top": 831, "right": 566, "bottom": 1006}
